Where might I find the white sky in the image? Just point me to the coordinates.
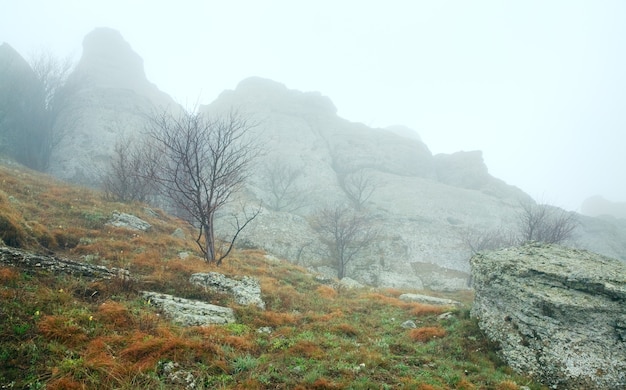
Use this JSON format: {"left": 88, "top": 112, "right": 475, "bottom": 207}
{"left": 1, "top": 0, "right": 625, "bottom": 210}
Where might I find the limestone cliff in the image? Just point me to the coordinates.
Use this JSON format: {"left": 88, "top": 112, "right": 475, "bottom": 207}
{"left": 47, "top": 28, "right": 178, "bottom": 185}
{"left": 203, "top": 77, "right": 532, "bottom": 288}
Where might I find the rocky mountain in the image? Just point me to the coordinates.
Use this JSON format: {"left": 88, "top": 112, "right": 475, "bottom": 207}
{"left": 3, "top": 28, "right": 626, "bottom": 289}
{"left": 47, "top": 27, "right": 179, "bottom": 185}
{"left": 202, "top": 77, "right": 536, "bottom": 288}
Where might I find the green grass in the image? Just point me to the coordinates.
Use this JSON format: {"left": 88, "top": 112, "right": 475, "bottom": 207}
{"left": 0, "top": 162, "right": 547, "bottom": 389}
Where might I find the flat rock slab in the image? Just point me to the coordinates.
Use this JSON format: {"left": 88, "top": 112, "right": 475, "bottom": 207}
{"left": 399, "top": 293, "right": 460, "bottom": 306}
{"left": 0, "top": 246, "right": 126, "bottom": 279}
{"left": 142, "top": 291, "right": 236, "bottom": 326}
{"left": 471, "top": 243, "right": 626, "bottom": 389}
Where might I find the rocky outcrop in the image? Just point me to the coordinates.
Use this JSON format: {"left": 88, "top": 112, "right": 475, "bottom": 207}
{"left": 581, "top": 195, "right": 626, "bottom": 219}
{"left": 48, "top": 28, "right": 179, "bottom": 186}
{"left": 141, "top": 291, "right": 236, "bottom": 326}
{"left": 0, "top": 245, "right": 128, "bottom": 279}
{"left": 471, "top": 243, "right": 626, "bottom": 389}
{"left": 189, "top": 272, "right": 265, "bottom": 309}
{"left": 107, "top": 211, "right": 151, "bottom": 231}
{"left": 206, "top": 77, "right": 531, "bottom": 287}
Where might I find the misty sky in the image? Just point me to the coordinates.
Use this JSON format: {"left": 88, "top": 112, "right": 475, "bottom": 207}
{"left": 1, "top": 1, "right": 625, "bottom": 210}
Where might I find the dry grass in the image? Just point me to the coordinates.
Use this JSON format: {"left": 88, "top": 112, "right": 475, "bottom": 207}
{"left": 0, "top": 162, "right": 547, "bottom": 390}
{"left": 409, "top": 326, "right": 447, "bottom": 342}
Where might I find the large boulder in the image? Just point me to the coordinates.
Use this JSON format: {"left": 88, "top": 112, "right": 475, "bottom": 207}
{"left": 471, "top": 243, "right": 626, "bottom": 389}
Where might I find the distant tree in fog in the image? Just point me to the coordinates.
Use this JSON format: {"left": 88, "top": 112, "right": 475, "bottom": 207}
{"left": 101, "top": 137, "right": 155, "bottom": 203}
{"left": 517, "top": 201, "right": 578, "bottom": 245}
{"left": 259, "top": 158, "right": 305, "bottom": 212}
{"left": 309, "top": 204, "right": 378, "bottom": 279}
{"left": 464, "top": 200, "right": 578, "bottom": 255}
{"left": 0, "top": 49, "right": 74, "bottom": 170}
{"left": 340, "top": 168, "right": 376, "bottom": 210}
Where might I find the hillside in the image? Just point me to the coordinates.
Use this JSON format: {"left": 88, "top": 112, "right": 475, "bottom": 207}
{"left": 3, "top": 28, "right": 625, "bottom": 290}
{"left": 0, "top": 160, "right": 546, "bottom": 389}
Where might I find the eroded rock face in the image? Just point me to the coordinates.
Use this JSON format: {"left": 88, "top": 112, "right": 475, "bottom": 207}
{"left": 471, "top": 244, "right": 626, "bottom": 389}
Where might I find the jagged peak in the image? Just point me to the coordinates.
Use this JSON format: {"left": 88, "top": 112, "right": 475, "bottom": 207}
{"left": 72, "top": 27, "right": 146, "bottom": 90}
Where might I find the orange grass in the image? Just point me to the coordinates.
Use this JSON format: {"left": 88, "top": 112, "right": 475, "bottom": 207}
{"left": 97, "top": 301, "right": 134, "bottom": 328}
{"left": 38, "top": 315, "right": 88, "bottom": 347}
{"left": 409, "top": 326, "right": 447, "bottom": 342}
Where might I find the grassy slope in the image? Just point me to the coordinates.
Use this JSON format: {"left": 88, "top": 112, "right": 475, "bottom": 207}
{"left": 0, "top": 162, "right": 546, "bottom": 389}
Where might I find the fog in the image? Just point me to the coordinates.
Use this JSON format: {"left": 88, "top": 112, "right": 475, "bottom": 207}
{"left": 2, "top": 0, "right": 625, "bottom": 210}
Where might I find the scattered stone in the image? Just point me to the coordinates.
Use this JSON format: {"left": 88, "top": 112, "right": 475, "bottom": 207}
{"left": 178, "top": 252, "right": 190, "bottom": 260}
{"left": 0, "top": 246, "right": 128, "bottom": 279}
{"left": 107, "top": 211, "right": 151, "bottom": 231}
{"left": 437, "top": 312, "right": 454, "bottom": 320}
{"left": 337, "top": 277, "right": 364, "bottom": 289}
{"left": 171, "top": 228, "right": 186, "bottom": 239}
{"left": 400, "top": 320, "right": 417, "bottom": 329}
{"left": 471, "top": 243, "right": 626, "bottom": 389}
{"left": 189, "top": 272, "right": 265, "bottom": 309}
{"left": 257, "top": 326, "right": 273, "bottom": 334}
{"left": 157, "top": 361, "right": 197, "bottom": 389}
{"left": 314, "top": 274, "right": 334, "bottom": 285}
{"left": 398, "top": 293, "right": 460, "bottom": 306}
{"left": 142, "top": 291, "right": 236, "bottom": 326}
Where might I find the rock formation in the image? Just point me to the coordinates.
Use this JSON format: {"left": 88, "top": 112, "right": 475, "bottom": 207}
{"left": 471, "top": 243, "right": 626, "bottom": 389}
{"left": 47, "top": 28, "right": 179, "bottom": 185}
{"left": 581, "top": 195, "right": 626, "bottom": 219}
{"left": 5, "top": 29, "right": 625, "bottom": 290}
{"left": 204, "top": 77, "right": 533, "bottom": 288}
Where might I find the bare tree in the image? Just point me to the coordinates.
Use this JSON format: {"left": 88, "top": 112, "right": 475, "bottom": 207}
{"left": 340, "top": 168, "right": 376, "bottom": 210}
{"left": 462, "top": 225, "right": 518, "bottom": 254}
{"left": 517, "top": 201, "right": 578, "bottom": 244}
{"left": 0, "top": 49, "right": 74, "bottom": 170}
{"left": 145, "top": 109, "right": 260, "bottom": 265}
{"left": 259, "top": 158, "right": 305, "bottom": 212}
{"left": 26, "top": 50, "right": 75, "bottom": 170}
{"left": 101, "top": 137, "right": 155, "bottom": 203}
{"left": 309, "top": 204, "right": 378, "bottom": 279}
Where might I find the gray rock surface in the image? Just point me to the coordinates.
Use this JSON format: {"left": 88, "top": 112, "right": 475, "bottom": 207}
{"left": 48, "top": 28, "right": 178, "bottom": 186}
{"left": 189, "top": 272, "right": 265, "bottom": 309}
{"left": 107, "top": 211, "right": 151, "bottom": 231}
{"left": 581, "top": 195, "right": 626, "bottom": 219}
{"left": 399, "top": 293, "right": 461, "bottom": 306}
{"left": 471, "top": 243, "right": 626, "bottom": 389}
{"left": 0, "top": 245, "right": 128, "bottom": 279}
{"left": 141, "top": 291, "right": 236, "bottom": 326}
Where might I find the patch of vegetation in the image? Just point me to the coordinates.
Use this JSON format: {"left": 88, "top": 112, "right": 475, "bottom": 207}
{"left": 0, "top": 162, "right": 547, "bottom": 389}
